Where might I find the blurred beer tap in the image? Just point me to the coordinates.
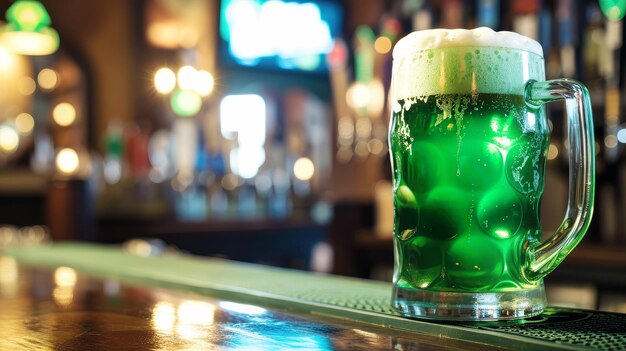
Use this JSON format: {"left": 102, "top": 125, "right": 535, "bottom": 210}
{"left": 328, "top": 20, "right": 399, "bottom": 164}
{"left": 597, "top": 1, "right": 624, "bottom": 244}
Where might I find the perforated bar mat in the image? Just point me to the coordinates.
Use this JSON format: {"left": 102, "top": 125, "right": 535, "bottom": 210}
{"left": 6, "top": 243, "right": 625, "bottom": 350}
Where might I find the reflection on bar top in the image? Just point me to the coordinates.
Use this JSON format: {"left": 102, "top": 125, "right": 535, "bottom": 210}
{"left": 4, "top": 243, "right": 626, "bottom": 351}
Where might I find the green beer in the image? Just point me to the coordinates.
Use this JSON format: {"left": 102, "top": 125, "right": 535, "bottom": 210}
{"left": 390, "top": 93, "right": 549, "bottom": 293}
{"left": 390, "top": 28, "right": 594, "bottom": 320}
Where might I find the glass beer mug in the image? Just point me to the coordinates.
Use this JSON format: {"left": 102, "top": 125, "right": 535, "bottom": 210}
{"left": 389, "top": 28, "right": 595, "bottom": 320}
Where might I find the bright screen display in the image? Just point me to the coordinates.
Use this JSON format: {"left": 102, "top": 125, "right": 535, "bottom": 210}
{"left": 219, "top": 0, "right": 343, "bottom": 73}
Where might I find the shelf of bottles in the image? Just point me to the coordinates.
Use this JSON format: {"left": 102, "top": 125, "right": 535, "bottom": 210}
{"left": 96, "top": 74, "right": 330, "bottom": 223}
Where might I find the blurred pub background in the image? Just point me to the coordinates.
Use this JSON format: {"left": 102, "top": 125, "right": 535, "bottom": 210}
{"left": 0, "top": 0, "right": 624, "bottom": 312}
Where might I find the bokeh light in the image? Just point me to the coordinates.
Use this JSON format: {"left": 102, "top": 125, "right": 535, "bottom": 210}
{"left": 37, "top": 68, "right": 58, "bottom": 90}
{"left": 17, "top": 76, "right": 36, "bottom": 95}
{"left": 178, "top": 301, "right": 215, "bottom": 325}
{"left": 617, "top": 128, "right": 626, "bottom": 144}
{"left": 194, "top": 70, "right": 214, "bottom": 97}
{"left": 177, "top": 65, "right": 197, "bottom": 90}
{"left": 0, "top": 125, "right": 19, "bottom": 153}
{"left": 152, "top": 301, "right": 176, "bottom": 334}
{"left": 154, "top": 67, "right": 176, "bottom": 94}
{"left": 218, "top": 301, "right": 266, "bottom": 315}
{"left": 547, "top": 143, "right": 559, "bottom": 160}
{"left": 605, "top": 134, "right": 618, "bottom": 149}
{"left": 52, "top": 102, "right": 77, "bottom": 127}
{"left": 293, "top": 157, "right": 315, "bottom": 181}
{"left": 54, "top": 266, "right": 77, "bottom": 287}
{"left": 55, "top": 148, "right": 80, "bottom": 174}
{"left": 0, "top": 45, "right": 16, "bottom": 70}
{"left": 170, "top": 88, "right": 202, "bottom": 117}
{"left": 15, "top": 112, "right": 34, "bottom": 135}
{"left": 374, "top": 36, "right": 392, "bottom": 54}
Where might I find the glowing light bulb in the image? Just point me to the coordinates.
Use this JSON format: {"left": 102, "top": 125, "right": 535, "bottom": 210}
{"left": 52, "top": 102, "right": 76, "bottom": 127}
{"left": 55, "top": 148, "right": 79, "bottom": 174}
{"left": 293, "top": 157, "right": 314, "bottom": 181}
{"left": 0, "top": 125, "right": 19, "bottom": 153}
{"left": 37, "top": 68, "right": 58, "bottom": 90}
{"left": 194, "top": 70, "right": 214, "bottom": 97}
{"left": 15, "top": 112, "right": 34, "bottom": 134}
{"left": 154, "top": 67, "right": 176, "bottom": 94}
{"left": 177, "top": 65, "right": 197, "bottom": 90}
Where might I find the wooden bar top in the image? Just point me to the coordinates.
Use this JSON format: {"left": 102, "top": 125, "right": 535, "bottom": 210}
{"left": 1, "top": 243, "right": 624, "bottom": 350}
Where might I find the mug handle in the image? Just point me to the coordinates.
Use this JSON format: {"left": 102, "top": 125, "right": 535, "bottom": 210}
{"left": 522, "top": 79, "right": 595, "bottom": 282}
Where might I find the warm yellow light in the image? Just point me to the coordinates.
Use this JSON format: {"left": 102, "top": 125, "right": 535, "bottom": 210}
{"left": 346, "top": 82, "right": 370, "bottom": 110}
{"left": 154, "top": 67, "right": 176, "bottom": 94}
{"left": 0, "top": 45, "right": 15, "bottom": 70}
{"left": 37, "top": 68, "right": 58, "bottom": 90}
{"left": 374, "top": 36, "right": 392, "bottom": 54}
{"left": 54, "top": 266, "right": 77, "bottom": 287}
{"left": 177, "top": 301, "right": 215, "bottom": 326}
{"left": 177, "top": 65, "right": 197, "bottom": 90}
{"left": 52, "top": 102, "right": 76, "bottom": 127}
{"left": 55, "top": 148, "right": 79, "bottom": 174}
{"left": 293, "top": 157, "right": 315, "bottom": 181}
{"left": 0, "top": 257, "right": 18, "bottom": 285}
{"left": 2, "top": 29, "right": 59, "bottom": 56}
{"left": 194, "top": 70, "right": 214, "bottom": 97}
{"left": 605, "top": 134, "right": 618, "bottom": 149}
{"left": 152, "top": 302, "right": 176, "bottom": 334}
{"left": 547, "top": 143, "right": 559, "bottom": 160}
{"left": 0, "top": 125, "right": 19, "bottom": 153}
{"left": 15, "top": 112, "right": 34, "bottom": 134}
{"left": 17, "top": 76, "right": 36, "bottom": 95}
{"left": 53, "top": 286, "right": 74, "bottom": 307}
{"left": 346, "top": 80, "right": 384, "bottom": 118}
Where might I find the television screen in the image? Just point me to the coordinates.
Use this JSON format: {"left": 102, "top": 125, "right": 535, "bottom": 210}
{"left": 219, "top": 0, "right": 344, "bottom": 73}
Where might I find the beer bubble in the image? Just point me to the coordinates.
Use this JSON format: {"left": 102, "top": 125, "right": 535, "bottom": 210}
{"left": 505, "top": 141, "right": 545, "bottom": 194}
{"left": 445, "top": 234, "right": 504, "bottom": 290}
{"left": 406, "top": 141, "right": 442, "bottom": 194}
{"left": 401, "top": 229, "right": 416, "bottom": 241}
{"left": 417, "top": 186, "right": 469, "bottom": 240}
{"left": 477, "top": 187, "right": 523, "bottom": 239}
{"left": 402, "top": 236, "right": 442, "bottom": 289}
{"left": 457, "top": 140, "right": 503, "bottom": 190}
{"left": 395, "top": 185, "right": 417, "bottom": 206}
{"left": 394, "top": 184, "right": 419, "bottom": 233}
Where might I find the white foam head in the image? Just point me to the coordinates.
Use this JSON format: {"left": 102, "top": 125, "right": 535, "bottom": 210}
{"left": 393, "top": 27, "right": 543, "bottom": 60}
{"left": 391, "top": 27, "right": 545, "bottom": 99}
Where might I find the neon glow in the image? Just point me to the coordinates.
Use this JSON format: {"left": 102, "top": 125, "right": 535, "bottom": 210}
{"left": 222, "top": 0, "right": 335, "bottom": 71}
{"left": 2, "top": 0, "right": 59, "bottom": 56}
{"left": 600, "top": 0, "right": 626, "bottom": 21}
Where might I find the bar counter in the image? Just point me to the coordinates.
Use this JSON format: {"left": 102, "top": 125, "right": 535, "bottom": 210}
{"left": 1, "top": 243, "right": 624, "bottom": 350}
